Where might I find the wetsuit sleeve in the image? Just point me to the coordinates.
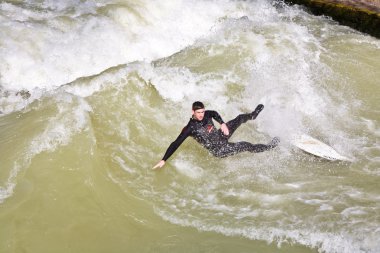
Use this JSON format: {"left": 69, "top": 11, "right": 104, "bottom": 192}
{"left": 208, "top": 110, "right": 224, "bottom": 124}
{"left": 162, "top": 126, "right": 191, "bottom": 161}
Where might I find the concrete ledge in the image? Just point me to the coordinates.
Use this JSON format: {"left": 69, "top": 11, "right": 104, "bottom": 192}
{"left": 282, "top": 0, "right": 380, "bottom": 38}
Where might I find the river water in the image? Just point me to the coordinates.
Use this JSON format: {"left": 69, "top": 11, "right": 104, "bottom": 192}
{"left": 0, "top": 1, "right": 379, "bottom": 252}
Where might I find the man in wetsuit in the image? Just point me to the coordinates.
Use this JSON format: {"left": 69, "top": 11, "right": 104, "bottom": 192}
{"left": 153, "top": 101, "right": 279, "bottom": 169}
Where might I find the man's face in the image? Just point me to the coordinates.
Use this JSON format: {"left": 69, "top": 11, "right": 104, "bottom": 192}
{"left": 192, "top": 108, "right": 205, "bottom": 121}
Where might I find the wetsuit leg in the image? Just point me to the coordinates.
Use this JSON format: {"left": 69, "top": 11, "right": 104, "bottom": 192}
{"left": 223, "top": 104, "right": 264, "bottom": 139}
{"left": 213, "top": 141, "right": 276, "bottom": 158}
{"left": 224, "top": 113, "right": 252, "bottom": 139}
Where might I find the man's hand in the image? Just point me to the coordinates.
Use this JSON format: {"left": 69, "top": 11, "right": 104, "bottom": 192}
{"left": 221, "top": 123, "right": 229, "bottom": 136}
{"left": 152, "top": 160, "right": 165, "bottom": 170}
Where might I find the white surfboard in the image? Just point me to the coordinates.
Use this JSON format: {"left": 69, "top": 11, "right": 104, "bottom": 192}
{"left": 292, "top": 134, "right": 351, "bottom": 162}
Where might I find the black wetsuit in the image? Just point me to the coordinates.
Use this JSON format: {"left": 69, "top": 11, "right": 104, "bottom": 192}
{"left": 162, "top": 110, "right": 275, "bottom": 161}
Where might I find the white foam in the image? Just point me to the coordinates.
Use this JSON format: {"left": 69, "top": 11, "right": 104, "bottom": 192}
{"left": 28, "top": 95, "right": 91, "bottom": 154}
{"left": 0, "top": 93, "right": 92, "bottom": 203}
{"left": 318, "top": 204, "right": 334, "bottom": 211}
{"left": 156, "top": 207, "right": 378, "bottom": 253}
{"left": 113, "top": 155, "right": 135, "bottom": 174}
{"left": 0, "top": 163, "right": 21, "bottom": 204}
{"left": 0, "top": 0, "right": 248, "bottom": 91}
{"left": 341, "top": 207, "right": 368, "bottom": 218}
{"left": 173, "top": 159, "right": 204, "bottom": 179}
{"left": 285, "top": 183, "right": 303, "bottom": 189}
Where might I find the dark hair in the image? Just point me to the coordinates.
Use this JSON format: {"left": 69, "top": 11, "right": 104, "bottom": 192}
{"left": 192, "top": 101, "right": 205, "bottom": 111}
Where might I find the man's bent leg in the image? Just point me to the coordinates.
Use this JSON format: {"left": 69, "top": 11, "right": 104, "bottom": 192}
{"left": 224, "top": 104, "right": 264, "bottom": 139}
{"left": 225, "top": 114, "right": 252, "bottom": 138}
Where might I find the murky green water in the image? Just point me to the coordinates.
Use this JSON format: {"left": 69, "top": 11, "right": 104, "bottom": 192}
{"left": 1, "top": 1, "right": 379, "bottom": 252}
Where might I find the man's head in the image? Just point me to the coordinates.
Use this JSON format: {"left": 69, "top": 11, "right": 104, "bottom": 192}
{"left": 192, "top": 101, "right": 205, "bottom": 121}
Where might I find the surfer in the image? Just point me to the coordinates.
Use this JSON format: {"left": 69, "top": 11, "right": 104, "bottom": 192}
{"left": 153, "top": 101, "right": 279, "bottom": 169}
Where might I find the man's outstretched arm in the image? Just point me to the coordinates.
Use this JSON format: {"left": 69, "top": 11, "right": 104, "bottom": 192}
{"left": 152, "top": 127, "right": 190, "bottom": 169}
